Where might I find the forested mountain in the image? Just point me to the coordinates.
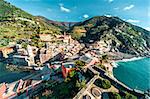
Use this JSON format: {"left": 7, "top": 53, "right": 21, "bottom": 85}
{"left": 69, "top": 16, "right": 150, "bottom": 55}
{"left": 0, "top": 0, "right": 150, "bottom": 56}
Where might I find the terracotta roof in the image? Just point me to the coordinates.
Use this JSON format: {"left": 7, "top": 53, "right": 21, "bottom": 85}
{"left": 0, "top": 47, "right": 13, "bottom": 51}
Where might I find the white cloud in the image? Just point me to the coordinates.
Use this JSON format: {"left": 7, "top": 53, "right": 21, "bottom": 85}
{"left": 145, "top": 27, "right": 150, "bottom": 31}
{"left": 105, "top": 14, "right": 112, "bottom": 17}
{"left": 126, "top": 19, "right": 140, "bottom": 23}
{"left": 59, "top": 4, "right": 71, "bottom": 13}
{"left": 123, "top": 5, "right": 134, "bottom": 11}
{"left": 108, "top": 0, "right": 114, "bottom": 3}
{"left": 83, "top": 14, "right": 89, "bottom": 18}
{"left": 122, "top": 19, "right": 126, "bottom": 21}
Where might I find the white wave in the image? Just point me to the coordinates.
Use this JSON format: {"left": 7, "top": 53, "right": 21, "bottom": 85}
{"left": 112, "top": 62, "right": 119, "bottom": 68}
{"left": 112, "top": 57, "right": 145, "bottom": 68}
{"left": 116, "top": 57, "right": 144, "bottom": 62}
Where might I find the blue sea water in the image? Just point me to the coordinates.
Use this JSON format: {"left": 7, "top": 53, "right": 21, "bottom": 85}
{"left": 0, "top": 62, "right": 30, "bottom": 84}
{"left": 113, "top": 58, "right": 150, "bottom": 91}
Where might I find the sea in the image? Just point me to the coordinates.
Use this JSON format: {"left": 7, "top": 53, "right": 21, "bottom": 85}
{"left": 0, "top": 62, "right": 30, "bottom": 84}
{"left": 113, "top": 57, "right": 150, "bottom": 91}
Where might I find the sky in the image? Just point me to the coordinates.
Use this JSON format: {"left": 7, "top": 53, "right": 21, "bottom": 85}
{"left": 5, "top": 0, "right": 150, "bottom": 31}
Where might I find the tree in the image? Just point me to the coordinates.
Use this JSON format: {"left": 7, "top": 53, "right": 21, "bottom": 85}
{"left": 109, "top": 92, "right": 121, "bottom": 99}
{"left": 52, "top": 83, "right": 70, "bottom": 98}
{"left": 102, "top": 79, "right": 111, "bottom": 89}
{"left": 98, "top": 64, "right": 106, "bottom": 70}
{"left": 75, "top": 80, "right": 86, "bottom": 89}
{"left": 125, "top": 92, "right": 137, "bottom": 99}
{"left": 69, "top": 70, "right": 76, "bottom": 78}
{"left": 36, "top": 26, "right": 40, "bottom": 34}
{"left": 75, "top": 60, "right": 85, "bottom": 68}
{"left": 100, "top": 54, "right": 109, "bottom": 66}
{"left": 101, "top": 54, "right": 108, "bottom": 61}
{"left": 21, "top": 42, "right": 28, "bottom": 48}
{"left": 95, "top": 79, "right": 111, "bottom": 89}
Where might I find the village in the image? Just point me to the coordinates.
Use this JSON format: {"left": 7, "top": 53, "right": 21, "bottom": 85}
{"left": 0, "top": 33, "right": 147, "bottom": 99}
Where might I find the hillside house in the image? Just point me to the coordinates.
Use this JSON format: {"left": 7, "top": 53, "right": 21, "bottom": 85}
{"left": 38, "top": 48, "right": 52, "bottom": 64}
{"left": 56, "top": 34, "right": 73, "bottom": 44}
{"left": 39, "top": 34, "right": 53, "bottom": 42}
{"left": 0, "top": 47, "right": 14, "bottom": 58}
{"left": 12, "top": 45, "right": 36, "bottom": 66}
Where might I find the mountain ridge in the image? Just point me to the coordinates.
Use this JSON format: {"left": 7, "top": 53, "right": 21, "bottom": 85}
{"left": 36, "top": 16, "right": 77, "bottom": 31}
{"left": 0, "top": 0, "right": 150, "bottom": 56}
{"left": 68, "top": 16, "right": 150, "bottom": 55}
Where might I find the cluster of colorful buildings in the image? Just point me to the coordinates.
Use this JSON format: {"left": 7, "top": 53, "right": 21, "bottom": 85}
{"left": 0, "top": 33, "right": 107, "bottom": 99}
{"left": 0, "top": 60, "right": 81, "bottom": 98}
{"left": 0, "top": 49, "right": 101, "bottom": 98}
{"left": 0, "top": 33, "right": 83, "bottom": 67}
{"left": 88, "top": 40, "right": 112, "bottom": 53}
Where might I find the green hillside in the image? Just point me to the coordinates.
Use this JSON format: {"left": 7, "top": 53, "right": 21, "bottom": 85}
{"left": 0, "top": 0, "right": 62, "bottom": 47}
{"left": 0, "top": 0, "right": 150, "bottom": 56}
{"left": 0, "top": 0, "right": 33, "bottom": 19}
{"left": 69, "top": 16, "right": 150, "bottom": 55}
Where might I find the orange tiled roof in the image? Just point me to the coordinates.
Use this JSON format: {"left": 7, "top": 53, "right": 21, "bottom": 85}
{"left": 0, "top": 47, "right": 13, "bottom": 51}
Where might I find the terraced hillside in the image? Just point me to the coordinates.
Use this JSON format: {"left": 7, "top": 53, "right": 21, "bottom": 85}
{"left": 0, "top": 0, "right": 63, "bottom": 47}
